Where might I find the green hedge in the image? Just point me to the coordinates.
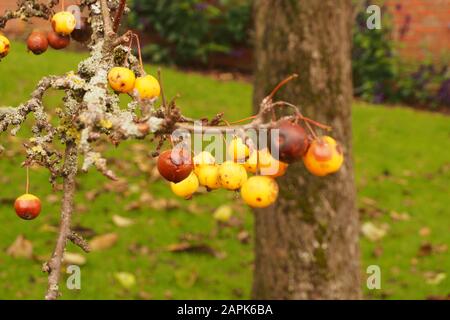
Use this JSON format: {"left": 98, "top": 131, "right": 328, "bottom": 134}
{"left": 129, "top": 0, "right": 251, "bottom": 64}
{"left": 129, "top": 0, "right": 449, "bottom": 108}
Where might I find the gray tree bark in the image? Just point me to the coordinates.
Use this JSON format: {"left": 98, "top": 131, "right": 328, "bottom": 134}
{"left": 252, "top": 0, "right": 361, "bottom": 299}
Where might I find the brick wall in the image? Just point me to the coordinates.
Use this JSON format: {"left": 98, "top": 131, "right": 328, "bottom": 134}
{"left": 385, "top": 0, "right": 450, "bottom": 62}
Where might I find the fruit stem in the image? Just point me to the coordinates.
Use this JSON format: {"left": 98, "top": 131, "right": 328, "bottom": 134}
{"left": 61, "top": 0, "right": 65, "bottom": 11}
{"left": 229, "top": 115, "right": 258, "bottom": 125}
{"left": 158, "top": 69, "right": 168, "bottom": 116}
{"left": 26, "top": 166, "right": 30, "bottom": 194}
{"left": 113, "top": 0, "right": 127, "bottom": 33}
{"left": 132, "top": 33, "right": 145, "bottom": 75}
{"left": 124, "top": 31, "right": 135, "bottom": 67}
{"left": 267, "top": 74, "right": 298, "bottom": 101}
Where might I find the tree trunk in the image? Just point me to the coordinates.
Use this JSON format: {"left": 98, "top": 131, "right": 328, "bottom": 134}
{"left": 252, "top": 0, "right": 361, "bottom": 299}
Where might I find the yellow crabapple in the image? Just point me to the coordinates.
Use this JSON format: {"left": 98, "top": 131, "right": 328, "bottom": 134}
{"left": 193, "top": 151, "right": 216, "bottom": 175}
{"left": 0, "top": 34, "right": 11, "bottom": 58}
{"left": 196, "top": 165, "right": 221, "bottom": 190}
{"left": 240, "top": 176, "right": 279, "bottom": 208}
{"left": 170, "top": 172, "right": 199, "bottom": 199}
{"left": 303, "top": 136, "right": 344, "bottom": 177}
{"left": 218, "top": 161, "right": 247, "bottom": 190}
{"left": 51, "top": 11, "right": 77, "bottom": 35}
{"left": 227, "top": 137, "right": 250, "bottom": 162}
{"left": 134, "top": 75, "right": 161, "bottom": 100}
{"left": 108, "top": 67, "right": 136, "bottom": 93}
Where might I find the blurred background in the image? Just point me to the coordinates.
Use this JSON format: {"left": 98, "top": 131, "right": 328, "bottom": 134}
{"left": 0, "top": 0, "right": 449, "bottom": 299}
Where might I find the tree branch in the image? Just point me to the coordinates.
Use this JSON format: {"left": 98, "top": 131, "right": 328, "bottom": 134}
{"left": 44, "top": 141, "right": 78, "bottom": 300}
{"left": 113, "top": 0, "right": 127, "bottom": 33}
{"left": 100, "top": 0, "right": 114, "bottom": 38}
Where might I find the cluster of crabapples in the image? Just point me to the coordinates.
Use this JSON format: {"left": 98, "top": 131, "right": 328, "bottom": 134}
{"left": 0, "top": 10, "right": 92, "bottom": 59}
{"left": 107, "top": 66, "right": 161, "bottom": 100}
{"left": 156, "top": 120, "right": 344, "bottom": 208}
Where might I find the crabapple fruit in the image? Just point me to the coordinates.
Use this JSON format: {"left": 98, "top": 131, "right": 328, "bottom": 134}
{"left": 196, "top": 165, "right": 221, "bottom": 190}
{"left": 134, "top": 75, "right": 161, "bottom": 100}
{"left": 71, "top": 17, "right": 93, "bottom": 43}
{"left": 303, "top": 136, "right": 344, "bottom": 176}
{"left": 0, "top": 34, "right": 10, "bottom": 58}
{"left": 108, "top": 67, "right": 136, "bottom": 93}
{"left": 193, "top": 151, "right": 215, "bottom": 175}
{"left": 227, "top": 137, "right": 250, "bottom": 162}
{"left": 157, "top": 149, "right": 193, "bottom": 183}
{"left": 27, "top": 31, "right": 48, "bottom": 55}
{"left": 14, "top": 194, "right": 42, "bottom": 220}
{"left": 51, "top": 11, "right": 77, "bottom": 35}
{"left": 244, "top": 149, "right": 288, "bottom": 178}
{"left": 271, "top": 120, "right": 309, "bottom": 163}
{"left": 170, "top": 172, "right": 199, "bottom": 199}
{"left": 218, "top": 161, "right": 247, "bottom": 190}
{"left": 240, "top": 176, "right": 279, "bottom": 208}
{"left": 47, "top": 31, "right": 70, "bottom": 50}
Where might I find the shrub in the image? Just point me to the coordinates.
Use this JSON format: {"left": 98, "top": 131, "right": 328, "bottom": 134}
{"left": 129, "top": 0, "right": 252, "bottom": 64}
{"left": 352, "top": 0, "right": 450, "bottom": 108}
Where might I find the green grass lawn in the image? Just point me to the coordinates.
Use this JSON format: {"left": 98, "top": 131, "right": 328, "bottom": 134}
{"left": 0, "top": 42, "right": 449, "bottom": 300}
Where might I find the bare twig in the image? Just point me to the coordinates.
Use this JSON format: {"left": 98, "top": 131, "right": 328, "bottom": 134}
{"left": 113, "top": 0, "right": 127, "bottom": 33}
{"left": 100, "top": 0, "right": 114, "bottom": 38}
{"left": 44, "top": 142, "right": 78, "bottom": 300}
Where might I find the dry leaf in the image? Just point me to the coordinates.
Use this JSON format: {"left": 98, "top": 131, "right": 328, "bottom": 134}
{"left": 419, "top": 227, "right": 431, "bottom": 237}
{"left": 237, "top": 230, "right": 251, "bottom": 244}
{"left": 63, "top": 252, "right": 86, "bottom": 265}
{"left": 104, "top": 180, "right": 129, "bottom": 193}
{"left": 46, "top": 194, "right": 60, "bottom": 204}
{"left": 72, "top": 225, "right": 97, "bottom": 238}
{"left": 361, "top": 222, "right": 387, "bottom": 241}
{"left": 418, "top": 243, "right": 433, "bottom": 257}
{"left": 114, "top": 272, "right": 136, "bottom": 289}
{"left": 6, "top": 235, "right": 33, "bottom": 259}
{"left": 361, "top": 197, "right": 378, "bottom": 207}
{"left": 112, "top": 215, "right": 135, "bottom": 228}
{"left": 89, "top": 233, "right": 118, "bottom": 251}
{"left": 424, "top": 272, "right": 447, "bottom": 285}
{"left": 390, "top": 211, "right": 410, "bottom": 221}
{"left": 168, "top": 242, "right": 221, "bottom": 257}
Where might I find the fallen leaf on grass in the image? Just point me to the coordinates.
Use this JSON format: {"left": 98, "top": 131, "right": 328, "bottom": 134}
{"left": 390, "top": 211, "right": 410, "bottom": 221}
{"left": 89, "top": 233, "right": 118, "bottom": 251}
{"left": 237, "top": 230, "right": 251, "bottom": 244}
{"left": 112, "top": 215, "right": 135, "bottom": 227}
{"left": 63, "top": 252, "right": 86, "bottom": 266}
{"left": 419, "top": 227, "right": 431, "bottom": 237}
{"left": 361, "top": 222, "right": 387, "bottom": 241}
{"left": 6, "top": 235, "right": 33, "bottom": 259}
{"left": 418, "top": 242, "right": 448, "bottom": 257}
{"left": 424, "top": 272, "right": 447, "bottom": 285}
{"left": 46, "top": 194, "right": 60, "bottom": 204}
{"left": 72, "top": 225, "right": 97, "bottom": 238}
{"left": 168, "top": 242, "right": 223, "bottom": 258}
{"left": 114, "top": 272, "right": 136, "bottom": 290}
